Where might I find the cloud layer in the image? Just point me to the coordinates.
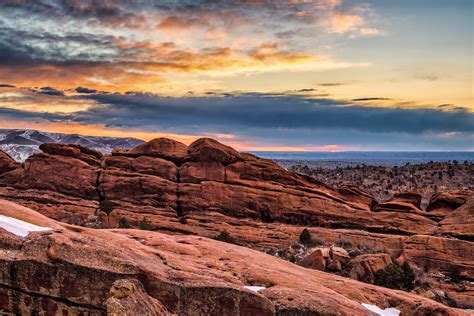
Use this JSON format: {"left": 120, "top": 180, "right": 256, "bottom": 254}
{"left": 0, "top": 0, "right": 380, "bottom": 90}
{"left": 0, "top": 87, "right": 472, "bottom": 150}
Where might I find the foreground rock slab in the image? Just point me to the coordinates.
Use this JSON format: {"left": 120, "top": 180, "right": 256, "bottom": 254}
{"left": 0, "top": 200, "right": 469, "bottom": 315}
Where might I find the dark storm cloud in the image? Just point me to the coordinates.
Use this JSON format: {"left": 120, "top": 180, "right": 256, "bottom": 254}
{"left": 0, "top": 107, "right": 71, "bottom": 121}
{"left": 31, "top": 87, "right": 65, "bottom": 96}
{"left": 319, "top": 83, "right": 345, "bottom": 86}
{"left": 1, "top": 91, "right": 472, "bottom": 149}
{"left": 352, "top": 97, "right": 391, "bottom": 101}
{"left": 0, "top": 83, "right": 15, "bottom": 88}
{"left": 64, "top": 92, "right": 472, "bottom": 135}
{"left": 75, "top": 87, "right": 98, "bottom": 94}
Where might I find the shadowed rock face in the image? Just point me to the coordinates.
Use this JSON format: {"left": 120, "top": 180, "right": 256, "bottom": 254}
{"left": 0, "top": 151, "right": 19, "bottom": 174}
{"left": 0, "top": 200, "right": 469, "bottom": 315}
{"left": 0, "top": 137, "right": 472, "bottom": 311}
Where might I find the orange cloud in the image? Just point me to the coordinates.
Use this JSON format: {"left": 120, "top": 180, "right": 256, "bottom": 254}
{"left": 157, "top": 15, "right": 211, "bottom": 32}
{"left": 329, "top": 14, "right": 364, "bottom": 33}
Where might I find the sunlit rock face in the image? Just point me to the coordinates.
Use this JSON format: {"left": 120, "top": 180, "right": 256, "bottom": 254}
{"left": 0, "top": 200, "right": 468, "bottom": 315}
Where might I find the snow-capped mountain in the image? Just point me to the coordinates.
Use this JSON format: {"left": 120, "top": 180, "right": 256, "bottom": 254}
{"left": 0, "top": 129, "right": 144, "bottom": 162}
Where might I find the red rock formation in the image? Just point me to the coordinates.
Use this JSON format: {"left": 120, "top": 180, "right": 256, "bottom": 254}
{"left": 427, "top": 190, "right": 471, "bottom": 215}
{"left": 439, "top": 196, "right": 474, "bottom": 240}
{"left": 39, "top": 143, "right": 102, "bottom": 166}
{"left": 0, "top": 200, "right": 469, "bottom": 315}
{"left": 372, "top": 192, "right": 426, "bottom": 218}
{"left": 399, "top": 235, "right": 474, "bottom": 281}
{"left": 347, "top": 254, "right": 393, "bottom": 283}
{"left": 0, "top": 137, "right": 472, "bottom": 310}
{"left": 392, "top": 192, "right": 423, "bottom": 209}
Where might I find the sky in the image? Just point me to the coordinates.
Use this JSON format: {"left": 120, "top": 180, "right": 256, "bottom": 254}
{"left": 0, "top": 0, "right": 472, "bottom": 151}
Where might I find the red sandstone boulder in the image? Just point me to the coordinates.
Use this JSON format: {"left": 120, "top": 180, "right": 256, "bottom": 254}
{"left": 131, "top": 137, "right": 188, "bottom": 156}
{"left": 115, "top": 138, "right": 188, "bottom": 163}
{"left": 98, "top": 169, "right": 177, "bottom": 209}
{"left": 0, "top": 150, "right": 19, "bottom": 174}
{"left": 4, "top": 152, "right": 99, "bottom": 199}
{"left": 188, "top": 138, "right": 242, "bottom": 164}
{"left": 297, "top": 248, "right": 326, "bottom": 270}
{"left": 39, "top": 143, "right": 102, "bottom": 166}
{"left": 347, "top": 254, "right": 393, "bottom": 283}
{"left": 330, "top": 246, "right": 351, "bottom": 265}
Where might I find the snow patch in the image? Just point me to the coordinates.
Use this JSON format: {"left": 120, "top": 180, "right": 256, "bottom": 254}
{"left": 0, "top": 215, "right": 51, "bottom": 237}
{"left": 244, "top": 286, "right": 266, "bottom": 293}
{"left": 362, "top": 304, "right": 400, "bottom": 316}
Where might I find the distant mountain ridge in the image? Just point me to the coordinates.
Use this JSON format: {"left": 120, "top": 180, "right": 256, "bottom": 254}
{"left": 0, "top": 129, "right": 144, "bottom": 162}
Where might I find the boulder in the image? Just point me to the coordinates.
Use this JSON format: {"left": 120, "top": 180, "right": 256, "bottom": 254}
{"left": 330, "top": 246, "right": 351, "bottom": 265}
{"left": 188, "top": 138, "right": 241, "bottom": 165}
{"left": 4, "top": 152, "right": 99, "bottom": 199}
{"left": 297, "top": 248, "right": 326, "bottom": 270}
{"left": 0, "top": 150, "right": 19, "bottom": 174}
{"left": 348, "top": 254, "right": 393, "bottom": 283}
{"left": 39, "top": 143, "right": 102, "bottom": 166}
{"left": 117, "top": 138, "right": 188, "bottom": 163}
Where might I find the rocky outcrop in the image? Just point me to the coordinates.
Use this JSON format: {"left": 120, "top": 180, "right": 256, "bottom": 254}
{"left": 0, "top": 137, "right": 472, "bottom": 311}
{"left": 0, "top": 200, "right": 469, "bottom": 315}
{"left": 0, "top": 137, "right": 444, "bottom": 237}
